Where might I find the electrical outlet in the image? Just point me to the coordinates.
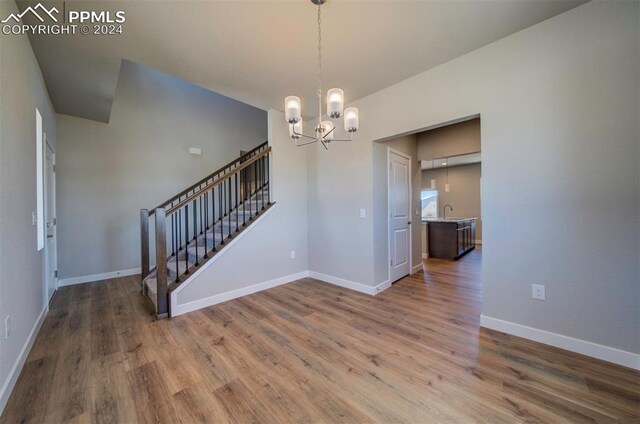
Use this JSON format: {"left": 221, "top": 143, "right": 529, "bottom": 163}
{"left": 359, "top": 208, "right": 366, "bottom": 218}
{"left": 290, "top": 250, "right": 296, "bottom": 259}
{"left": 32, "top": 212, "right": 37, "bottom": 226}
{"left": 4, "top": 316, "right": 9, "bottom": 339}
{"left": 532, "top": 284, "right": 545, "bottom": 300}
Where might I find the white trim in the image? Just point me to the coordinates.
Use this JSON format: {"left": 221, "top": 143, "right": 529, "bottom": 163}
{"left": 44, "top": 140, "right": 57, "bottom": 306}
{"left": 58, "top": 267, "right": 141, "bottom": 287}
{"left": 387, "top": 147, "right": 413, "bottom": 284}
{"left": 308, "top": 271, "right": 391, "bottom": 295}
{"left": 170, "top": 204, "right": 278, "bottom": 298}
{"left": 411, "top": 263, "right": 423, "bottom": 274}
{"left": 480, "top": 315, "right": 640, "bottom": 370}
{"left": 36, "top": 109, "right": 44, "bottom": 251}
{"left": 172, "top": 271, "right": 309, "bottom": 316}
{"left": 0, "top": 304, "right": 48, "bottom": 415}
{"left": 172, "top": 268, "right": 392, "bottom": 316}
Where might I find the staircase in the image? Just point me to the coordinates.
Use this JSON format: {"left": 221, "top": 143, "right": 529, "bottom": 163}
{"left": 140, "top": 142, "right": 272, "bottom": 319}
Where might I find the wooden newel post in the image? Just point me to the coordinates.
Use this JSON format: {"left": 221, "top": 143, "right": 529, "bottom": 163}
{"left": 140, "top": 209, "right": 150, "bottom": 290}
{"left": 154, "top": 208, "right": 169, "bottom": 319}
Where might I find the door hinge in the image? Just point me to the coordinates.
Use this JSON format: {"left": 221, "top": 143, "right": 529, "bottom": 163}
{"left": 53, "top": 218, "right": 56, "bottom": 225}
{"left": 54, "top": 270, "right": 58, "bottom": 278}
{"left": 53, "top": 165, "right": 56, "bottom": 172}
{"left": 390, "top": 259, "right": 393, "bottom": 266}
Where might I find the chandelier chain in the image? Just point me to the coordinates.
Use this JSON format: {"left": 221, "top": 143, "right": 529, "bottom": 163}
{"left": 317, "top": 1, "right": 322, "bottom": 98}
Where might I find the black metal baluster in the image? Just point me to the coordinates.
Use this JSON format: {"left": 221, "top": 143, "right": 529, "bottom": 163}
{"left": 184, "top": 204, "right": 189, "bottom": 275}
{"left": 235, "top": 173, "right": 239, "bottom": 232}
{"left": 193, "top": 199, "right": 199, "bottom": 267}
{"left": 192, "top": 200, "right": 197, "bottom": 242}
{"left": 174, "top": 208, "right": 178, "bottom": 256}
{"left": 174, "top": 211, "right": 179, "bottom": 283}
{"left": 266, "top": 152, "right": 270, "bottom": 205}
{"left": 219, "top": 184, "right": 224, "bottom": 245}
{"left": 242, "top": 168, "right": 246, "bottom": 227}
{"left": 260, "top": 155, "right": 265, "bottom": 210}
{"left": 178, "top": 209, "right": 182, "bottom": 251}
{"left": 249, "top": 166, "right": 253, "bottom": 220}
{"left": 227, "top": 178, "right": 232, "bottom": 240}
{"left": 200, "top": 193, "right": 204, "bottom": 235}
{"left": 204, "top": 193, "right": 209, "bottom": 258}
{"left": 171, "top": 213, "right": 175, "bottom": 256}
{"left": 212, "top": 187, "right": 217, "bottom": 252}
{"left": 254, "top": 161, "right": 259, "bottom": 216}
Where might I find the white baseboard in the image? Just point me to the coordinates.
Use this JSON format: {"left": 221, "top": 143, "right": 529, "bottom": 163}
{"left": 172, "top": 270, "right": 309, "bottom": 316}
{"left": 58, "top": 267, "right": 140, "bottom": 287}
{"left": 480, "top": 315, "right": 640, "bottom": 370}
{"left": 0, "top": 304, "right": 48, "bottom": 415}
{"left": 411, "top": 263, "right": 423, "bottom": 274}
{"left": 308, "top": 271, "right": 390, "bottom": 295}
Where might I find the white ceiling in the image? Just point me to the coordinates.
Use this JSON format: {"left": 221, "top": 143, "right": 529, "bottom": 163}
{"left": 18, "top": 0, "right": 588, "bottom": 123}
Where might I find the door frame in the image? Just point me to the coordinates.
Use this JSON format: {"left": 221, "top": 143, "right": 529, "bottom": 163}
{"left": 387, "top": 146, "right": 412, "bottom": 284}
{"left": 44, "top": 137, "right": 57, "bottom": 304}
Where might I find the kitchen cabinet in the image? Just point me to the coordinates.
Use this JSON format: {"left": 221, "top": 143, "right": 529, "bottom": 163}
{"left": 426, "top": 218, "right": 476, "bottom": 260}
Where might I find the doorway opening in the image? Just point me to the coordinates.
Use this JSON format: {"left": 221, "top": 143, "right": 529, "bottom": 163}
{"left": 44, "top": 135, "right": 57, "bottom": 303}
{"left": 375, "top": 115, "right": 482, "bottom": 295}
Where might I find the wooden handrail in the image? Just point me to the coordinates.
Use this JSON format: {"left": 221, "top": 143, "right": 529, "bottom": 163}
{"left": 165, "top": 147, "right": 271, "bottom": 216}
{"left": 149, "top": 141, "right": 268, "bottom": 215}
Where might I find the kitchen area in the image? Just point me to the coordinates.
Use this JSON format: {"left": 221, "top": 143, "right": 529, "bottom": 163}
{"left": 419, "top": 119, "right": 482, "bottom": 262}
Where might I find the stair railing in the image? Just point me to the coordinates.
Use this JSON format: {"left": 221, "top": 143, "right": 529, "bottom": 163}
{"left": 140, "top": 143, "right": 271, "bottom": 318}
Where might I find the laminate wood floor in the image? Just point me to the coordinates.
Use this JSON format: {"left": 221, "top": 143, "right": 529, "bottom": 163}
{"left": 2, "top": 249, "right": 638, "bottom": 423}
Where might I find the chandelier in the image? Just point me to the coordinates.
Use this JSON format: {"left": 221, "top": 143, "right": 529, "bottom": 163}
{"left": 285, "top": 0, "right": 359, "bottom": 149}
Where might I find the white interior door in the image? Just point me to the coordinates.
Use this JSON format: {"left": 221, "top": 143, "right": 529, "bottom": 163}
{"left": 45, "top": 140, "right": 57, "bottom": 301}
{"left": 388, "top": 149, "right": 411, "bottom": 283}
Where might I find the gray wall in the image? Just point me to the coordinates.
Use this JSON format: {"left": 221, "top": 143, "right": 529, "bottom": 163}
{"left": 417, "top": 118, "right": 481, "bottom": 160}
{"left": 0, "top": 0, "right": 57, "bottom": 411}
{"left": 56, "top": 60, "right": 267, "bottom": 279}
{"left": 308, "top": 1, "right": 639, "bottom": 354}
{"left": 176, "top": 110, "right": 308, "bottom": 305}
{"left": 422, "top": 163, "right": 482, "bottom": 240}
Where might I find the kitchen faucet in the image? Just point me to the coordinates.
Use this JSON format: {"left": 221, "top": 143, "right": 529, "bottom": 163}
{"left": 443, "top": 204, "right": 453, "bottom": 219}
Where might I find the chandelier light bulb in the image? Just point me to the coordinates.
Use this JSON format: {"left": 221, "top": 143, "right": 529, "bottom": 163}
{"left": 321, "top": 120, "right": 334, "bottom": 140}
{"left": 285, "top": 96, "right": 301, "bottom": 123}
{"left": 289, "top": 121, "right": 302, "bottom": 139}
{"left": 327, "top": 88, "right": 344, "bottom": 118}
{"left": 344, "top": 107, "right": 359, "bottom": 132}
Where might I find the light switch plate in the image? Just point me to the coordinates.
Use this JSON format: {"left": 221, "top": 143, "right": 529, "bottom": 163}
{"left": 360, "top": 208, "right": 366, "bottom": 218}
{"left": 4, "top": 316, "right": 9, "bottom": 339}
{"left": 189, "top": 147, "right": 202, "bottom": 155}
